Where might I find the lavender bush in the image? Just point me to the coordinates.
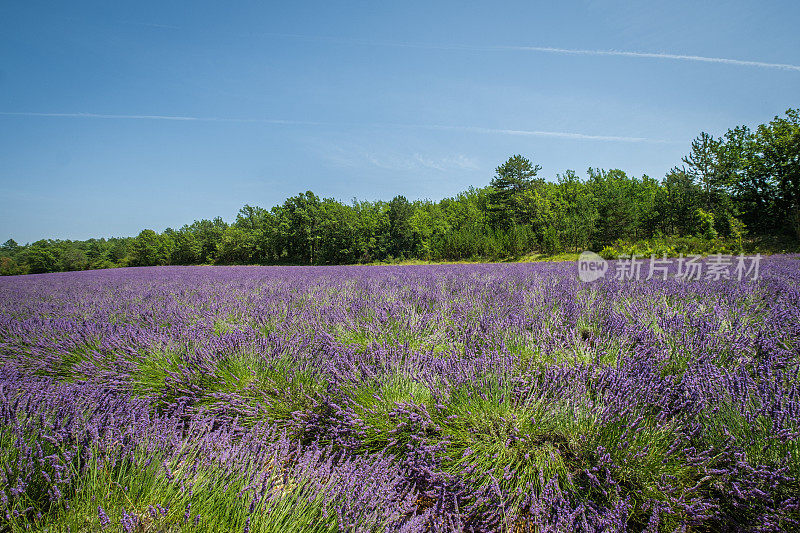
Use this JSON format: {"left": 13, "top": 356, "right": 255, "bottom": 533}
{"left": 0, "top": 258, "right": 799, "bottom": 531}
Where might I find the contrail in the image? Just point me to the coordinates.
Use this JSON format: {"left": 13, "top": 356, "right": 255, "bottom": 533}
{"left": 52, "top": 20, "right": 800, "bottom": 72}
{"left": 0, "top": 111, "right": 325, "bottom": 125}
{"left": 493, "top": 45, "right": 800, "bottom": 72}
{"left": 254, "top": 32, "right": 800, "bottom": 72}
{"left": 0, "top": 111, "right": 671, "bottom": 143}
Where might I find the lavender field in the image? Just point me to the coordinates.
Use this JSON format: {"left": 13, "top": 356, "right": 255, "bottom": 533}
{"left": 1, "top": 259, "right": 799, "bottom": 532}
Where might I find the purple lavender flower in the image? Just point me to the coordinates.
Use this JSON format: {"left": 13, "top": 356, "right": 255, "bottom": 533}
{"left": 97, "top": 506, "right": 110, "bottom": 528}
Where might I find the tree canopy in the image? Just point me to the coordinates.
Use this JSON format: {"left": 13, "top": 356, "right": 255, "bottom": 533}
{"left": 2, "top": 109, "right": 798, "bottom": 275}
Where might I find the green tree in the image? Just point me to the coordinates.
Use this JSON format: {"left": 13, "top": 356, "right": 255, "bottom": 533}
{"left": 387, "top": 195, "right": 416, "bottom": 258}
{"left": 276, "top": 192, "right": 322, "bottom": 263}
{"left": 216, "top": 226, "right": 257, "bottom": 265}
{"left": 20, "top": 241, "right": 60, "bottom": 274}
{"left": 410, "top": 201, "right": 452, "bottom": 260}
{"left": 588, "top": 168, "right": 639, "bottom": 246}
{"left": 1, "top": 239, "right": 19, "bottom": 254}
{"left": 516, "top": 185, "right": 554, "bottom": 237}
{"left": 235, "top": 205, "right": 270, "bottom": 231}
{"left": 540, "top": 226, "right": 560, "bottom": 255}
{"left": 168, "top": 227, "right": 202, "bottom": 265}
{"left": 554, "top": 171, "right": 597, "bottom": 252}
{"left": 488, "top": 155, "right": 542, "bottom": 228}
{"left": 683, "top": 132, "right": 720, "bottom": 209}
{"left": 59, "top": 244, "right": 88, "bottom": 271}
{"left": 317, "top": 199, "right": 358, "bottom": 264}
{"left": 695, "top": 208, "right": 718, "bottom": 240}
{"left": 85, "top": 239, "right": 108, "bottom": 268}
{"left": 713, "top": 125, "right": 771, "bottom": 234}
{"left": 759, "top": 109, "right": 800, "bottom": 240}
{"left": 187, "top": 218, "right": 228, "bottom": 264}
{"left": 655, "top": 167, "right": 702, "bottom": 236}
{"left": 108, "top": 238, "right": 130, "bottom": 265}
{"left": 0, "top": 256, "right": 25, "bottom": 275}
{"left": 130, "top": 230, "right": 171, "bottom": 266}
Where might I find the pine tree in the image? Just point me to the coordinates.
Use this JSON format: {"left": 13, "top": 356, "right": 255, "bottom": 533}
{"left": 489, "top": 155, "right": 542, "bottom": 228}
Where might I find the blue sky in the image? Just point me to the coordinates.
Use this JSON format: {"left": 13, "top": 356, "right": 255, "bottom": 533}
{"left": 1, "top": 0, "right": 799, "bottom": 243}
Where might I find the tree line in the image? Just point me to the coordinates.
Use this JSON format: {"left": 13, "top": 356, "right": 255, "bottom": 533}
{"left": 2, "top": 109, "right": 798, "bottom": 275}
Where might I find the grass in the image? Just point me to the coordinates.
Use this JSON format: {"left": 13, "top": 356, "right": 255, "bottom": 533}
{"left": 132, "top": 348, "right": 328, "bottom": 428}
{"left": 0, "top": 419, "right": 405, "bottom": 533}
{"left": 330, "top": 371, "right": 703, "bottom": 526}
{"left": 344, "top": 373, "right": 438, "bottom": 454}
{"left": 438, "top": 378, "right": 588, "bottom": 501}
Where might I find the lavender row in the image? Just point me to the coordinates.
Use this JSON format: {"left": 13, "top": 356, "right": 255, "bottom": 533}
{"left": 1, "top": 258, "right": 799, "bottom": 531}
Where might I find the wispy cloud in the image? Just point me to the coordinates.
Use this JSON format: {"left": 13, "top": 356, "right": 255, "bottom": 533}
{"left": 323, "top": 145, "right": 480, "bottom": 172}
{"left": 0, "top": 112, "right": 671, "bottom": 143}
{"left": 407, "top": 124, "right": 663, "bottom": 143}
{"left": 255, "top": 32, "right": 800, "bottom": 73}
{"left": 0, "top": 111, "right": 325, "bottom": 125}
{"left": 410, "top": 153, "right": 479, "bottom": 171}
